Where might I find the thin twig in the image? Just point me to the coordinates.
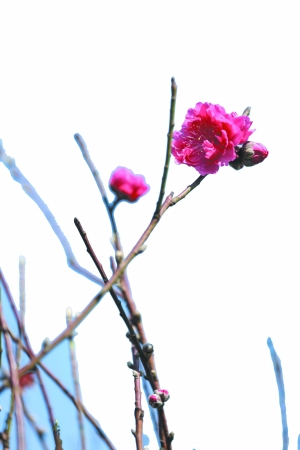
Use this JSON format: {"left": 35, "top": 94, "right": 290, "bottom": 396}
{"left": 171, "top": 175, "right": 207, "bottom": 206}
{"left": 16, "top": 256, "right": 26, "bottom": 368}
{"left": 132, "top": 347, "right": 143, "bottom": 450}
{"left": 0, "top": 287, "right": 3, "bottom": 370}
{"left": 267, "top": 338, "right": 289, "bottom": 450}
{"left": 53, "top": 421, "right": 63, "bottom": 450}
{"left": 66, "top": 308, "right": 86, "bottom": 450}
{"left": 36, "top": 369, "right": 59, "bottom": 447}
{"left": 74, "top": 133, "right": 119, "bottom": 236}
{"left": 154, "top": 77, "right": 177, "bottom": 216}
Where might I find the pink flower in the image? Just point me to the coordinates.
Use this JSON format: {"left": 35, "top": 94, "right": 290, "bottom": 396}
{"left": 154, "top": 389, "right": 170, "bottom": 402}
{"left": 109, "top": 167, "right": 150, "bottom": 202}
{"left": 148, "top": 393, "right": 163, "bottom": 408}
{"left": 240, "top": 141, "right": 268, "bottom": 167}
{"left": 171, "top": 102, "right": 254, "bottom": 175}
{"left": 19, "top": 372, "right": 35, "bottom": 389}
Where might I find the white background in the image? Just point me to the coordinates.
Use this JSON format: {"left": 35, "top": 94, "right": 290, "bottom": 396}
{"left": 1, "top": 1, "right": 300, "bottom": 449}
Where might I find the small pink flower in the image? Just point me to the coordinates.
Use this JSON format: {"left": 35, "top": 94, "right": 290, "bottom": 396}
{"left": 19, "top": 372, "right": 35, "bottom": 389}
{"left": 109, "top": 167, "right": 150, "bottom": 202}
{"left": 148, "top": 393, "right": 163, "bottom": 408}
{"left": 154, "top": 389, "right": 170, "bottom": 402}
{"left": 172, "top": 102, "right": 254, "bottom": 175}
{"left": 241, "top": 141, "right": 268, "bottom": 167}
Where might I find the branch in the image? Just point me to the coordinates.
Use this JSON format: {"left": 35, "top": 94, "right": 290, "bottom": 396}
{"left": 16, "top": 256, "right": 26, "bottom": 369}
{"left": 154, "top": 77, "right": 177, "bottom": 216}
{"left": 267, "top": 338, "right": 289, "bottom": 450}
{"left": 132, "top": 347, "right": 143, "bottom": 450}
{"left": 74, "top": 133, "right": 120, "bottom": 242}
{"left": 171, "top": 175, "right": 207, "bottom": 206}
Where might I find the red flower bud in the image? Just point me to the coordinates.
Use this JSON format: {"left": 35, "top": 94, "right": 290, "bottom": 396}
{"left": 148, "top": 393, "right": 163, "bottom": 408}
{"left": 154, "top": 389, "right": 170, "bottom": 402}
{"left": 109, "top": 167, "right": 150, "bottom": 202}
{"left": 19, "top": 372, "right": 35, "bottom": 389}
{"left": 241, "top": 141, "right": 268, "bottom": 167}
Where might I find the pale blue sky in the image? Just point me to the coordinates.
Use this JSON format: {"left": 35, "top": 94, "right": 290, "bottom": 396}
{"left": 1, "top": 1, "right": 300, "bottom": 449}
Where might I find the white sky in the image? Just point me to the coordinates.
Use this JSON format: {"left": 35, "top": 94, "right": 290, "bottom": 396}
{"left": 1, "top": 1, "right": 300, "bottom": 449}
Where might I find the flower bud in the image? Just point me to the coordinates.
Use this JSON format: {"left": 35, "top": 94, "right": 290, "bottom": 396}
{"left": 19, "top": 372, "right": 35, "bottom": 390}
{"left": 148, "top": 393, "right": 163, "bottom": 408}
{"left": 142, "top": 343, "right": 154, "bottom": 355}
{"left": 109, "top": 167, "right": 150, "bottom": 203}
{"left": 154, "top": 389, "right": 170, "bottom": 402}
{"left": 240, "top": 141, "right": 268, "bottom": 167}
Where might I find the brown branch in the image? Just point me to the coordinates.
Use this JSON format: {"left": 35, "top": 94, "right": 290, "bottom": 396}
{"left": 132, "top": 347, "right": 143, "bottom": 450}
{"left": 171, "top": 175, "right": 207, "bottom": 206}
{"left": 154, "top": 77, "right": 177, "bottom": 216}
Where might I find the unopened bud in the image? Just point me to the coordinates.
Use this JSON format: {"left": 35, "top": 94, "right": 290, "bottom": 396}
{"left": 137, "top": 245, "right": 147, "bottom": 254}
{"left": 148, "top": 393, "right": 163, "bottom": 408}
{"left": 151, "top": 369, "right": 157, "bottom": 381}
{"left": 126, "top": 331, "right": 135, "bottom": 343}
{"left": 115, "top": 250, "right": 124, "bottom": 264}
{"left": 154, "top": 389, "right": 170, "bottom": 403}
{"left": 132, "top": 311, "right": 142, "bottom": 324}
{"left": 143, "top": 343, "right": 154, "bottom": 356}
{"left": 168, "top": 431, "right": 175, "bottom": 442}
{"left": 66, "top": 307, "right": 73, "bottom": 324}
{"left": 42, "top": 337, "right": 50, "bottom": 349}
{"left": 154, "top": 389, "right": 170, "bottom": 402}
{"left": 240, "top": 141, "right": 268, "bottom": 167}
{"left": 242, "top": 106, "right": 251, "bottom": 117}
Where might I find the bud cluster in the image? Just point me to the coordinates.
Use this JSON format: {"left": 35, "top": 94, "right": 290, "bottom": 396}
{"left": 148, "top": 389, "right": 170, "bottom": 408}
{"left": 230, "top": 141, "right": 268, "bottom": 170}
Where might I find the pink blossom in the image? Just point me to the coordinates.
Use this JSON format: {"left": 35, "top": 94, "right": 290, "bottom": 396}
{"left": 171, "top": 102, "right": 254, "bottom": 175}
{"left": 148, "top": 393, "right": 163, "bottom": 408}
{"left": 241, "top": 141, "right": 268, "bottom": 167}
{"left": 154, "top": 389, "right": 170, "bottom": 402}
{"left": 109, "top": 167, "right": 150, "bottom": 202}
{"left": 19, "top": 372, "right": 35, "bottom": 389}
